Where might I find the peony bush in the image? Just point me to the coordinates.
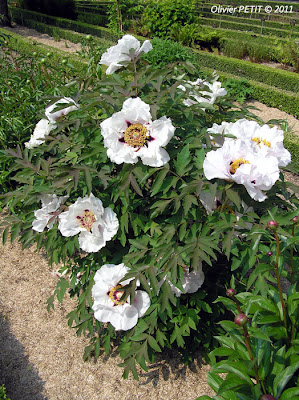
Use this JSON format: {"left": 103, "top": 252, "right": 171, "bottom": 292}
{"left": 1, "top": 33, "right": 298, "bottom": 395}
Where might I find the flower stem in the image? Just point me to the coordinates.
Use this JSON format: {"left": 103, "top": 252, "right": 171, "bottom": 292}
{"left": 290, "top": 224, "right": 294, "bottom": 283}
{"left": 274, "top": 232, "right": 288, "bottom": 334}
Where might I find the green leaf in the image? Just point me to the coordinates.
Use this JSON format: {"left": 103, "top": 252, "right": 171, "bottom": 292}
{"left": 218, "top": 376, "right": 251, "bottom": 395}
{"left": 212, "top": 361, "right": 254, "bottom": 386}
{"left": 129, "top": 172, "right": 143, "bottom": 197}
{"left": 175, "top": 144, "right": 190, "bottom": 176}
{"left": 150, "top": 168, "right": 169, "bottom": 196}
{"left": 226, "top": 188, "right": 241, "bottom": 211}
{"left": 147, "top": 335, "right": 161, "bottom": 352}
{"left": 2, "top": 226, "right": 9, "bottom": 245}
{"left": 273, "top": 361, "right": 299, "bottom": 398}
{"left": 248, "top": 327, "right": 271, "bottom": 342}
{"left": 280, "top": 387, "right": 299, "bottom": 400}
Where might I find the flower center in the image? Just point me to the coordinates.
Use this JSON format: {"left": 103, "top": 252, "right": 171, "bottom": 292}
{"left": 230, "top": 158, "right": 250, "bottom": 174}
{"left": 108, "top": 284, "right": 126, "bottom": 306}
{"left": 217, "top": 203, "right": 235, "bottom": 214}
{"left": 251, "top": 137, "right": 271, "bottom": 148}
{"left": 123, "top": 123, "right": 147, "bottom": 148}
{"left": 76, "top": 209, "right": 96, "bottom": 231}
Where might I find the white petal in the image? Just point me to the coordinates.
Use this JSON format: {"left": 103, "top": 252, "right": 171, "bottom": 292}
{"left": 133, "top": 290, "right": 151, "bottom": 317}
{"left": 138, "top": 40, "right": 153, "bottom": 55}
{"left": 45, "top": 97, "right": 79, "bottom": 123}
{"left": 78, "top": 231, "right": 106, "bottom": 252}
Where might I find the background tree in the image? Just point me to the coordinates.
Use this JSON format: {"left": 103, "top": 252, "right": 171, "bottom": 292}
{"left": 0, "top": 0, "right": 11, "bottom": 26}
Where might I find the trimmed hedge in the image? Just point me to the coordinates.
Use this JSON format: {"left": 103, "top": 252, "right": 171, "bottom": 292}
{"left": 203, "top": 0, "right": 299, "bottom": 9}
{"left": 15, "top": 18, "right": 114, "bottom": 49}
{"left": 193, "top": 49, "right": 299, "bottom": 94}
{"left": 0, "top": 27, "right": 88, "bottom": 74}
{"left": 209, "top": 27, "right": 289, "bottom": 44}
{"left": 77, "top": 11, "right": 108, "bottom": 27}
{"left": 200, "top": 11, "right": 299, "bottom": 32}
{"left": 201, "top": 16, "right": 298, "bottom": 38}
{"left": 9, "top": 7, "right": 120, "bottom": 42}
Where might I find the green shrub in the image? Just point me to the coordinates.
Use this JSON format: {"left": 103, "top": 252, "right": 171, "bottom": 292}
{"left": 222, "top": 78, "right": 252, "bottom": 104}
{"left": 142, "top": 37, "right": 198, "bottom": 67}
{"left": 0, "top": 385, "right": 11, "bottom": 400}
{"left": 142, "top": 0, "right": 197, "bottom": 38}
{"left": 77, "top": 11, "right": 108, "bottom": 27}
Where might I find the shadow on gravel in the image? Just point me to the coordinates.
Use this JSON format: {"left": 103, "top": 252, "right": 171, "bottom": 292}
{"left": 0, "top": 310, "right": 48, "bottom": 400}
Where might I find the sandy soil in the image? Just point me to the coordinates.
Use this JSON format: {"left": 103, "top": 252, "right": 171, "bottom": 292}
{"left": 0, "top": 23, "right": 298, "bottom": 400}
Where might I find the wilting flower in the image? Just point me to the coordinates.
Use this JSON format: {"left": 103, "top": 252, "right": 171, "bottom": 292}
{"left": 178, "top": 78, "right": 227, "bottom": 109}
{"left": 25, "top": 97, "right": 79, "bottom": 149}
{"left": 44, "top": 97, "right": 79, "bottom": 124}
{"left": 32, "top": 194, "right": 68, "bottom": 232}
{"left": 169, "top": 266, "right": 205, "bottom": 297}
{"left": 99, "top": 34, "right": 152, "bottom": 75}
{"left": 92, "top": 263, "right": 151, "bottom": 331}
{"left": 100, "top": 97, "right": 175, "bottom": 167}
{"left": 58, "top": 193, "right": 119, "bottom": 252}
{"left": 203, "top": 139, "right": 280, "bottom": 202}
{"left": 207, "top": 119, "right": 291, "bottom": 167}
{"left": 158, "top": 263, "right": 205, "bottom": 297}
{"left": 25, "top": 119, "right": 55, "bottom": 149}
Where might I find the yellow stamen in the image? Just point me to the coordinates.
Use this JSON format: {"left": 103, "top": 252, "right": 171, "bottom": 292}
{"left": 230, "top": 158, "right": 250, "bottom": 174}
{"left": 109, "top": 284, "right": 126, "bottom": 306}
{"left": 124, "top": 123, "right": 147, "bottom": 147}
{"left": 251, "top": 137, "right": 271, "bottom": 148}
{"left": 76, "top": 209, "right": 96, "bottom": 231}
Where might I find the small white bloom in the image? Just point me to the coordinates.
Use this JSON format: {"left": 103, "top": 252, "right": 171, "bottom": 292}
{"left": 203, "top": 139, "right": 280, "bottom": 202}
{"left": 100, "top": 97, "right": 175, "bottom": 167}
{"left": 58, "top": 193, "right": 119, "bottom": 252}
{"left": 45, "top": 97, "right": 79, "bottom": 124}
{"left": 25, "top": 119, "right": 55, "bottom": 149}
{"left": 100, "top": 34, "right": 152, "bottom": 75}
{"left": 179, "top": 78, "right": 227, "bottom": 109}
{"left": 92, "top": 263, "right": 151, "bottom": 331}
{"left": 32, "top": 194, "right": 68, "bottom": 232}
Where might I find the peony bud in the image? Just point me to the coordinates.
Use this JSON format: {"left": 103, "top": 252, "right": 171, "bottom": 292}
{"left": 234, "top": 313, "right": 248, "bottom": 326}
{"left": 267, "top": 220, "right": 278, "bottom": 231}
{"left": 226, "top": 288, "right": 236, "bottom": 297}
{"left": 260, "top": 395, "right": 276, "bottom": 400}
{"left": 292, "top": 215, "right": 298, "bottom": 223}
{"left": 267, "top": 251, "right": 273, "bottom": 256}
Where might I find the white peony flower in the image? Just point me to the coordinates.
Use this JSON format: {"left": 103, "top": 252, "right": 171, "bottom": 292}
{"left": 100, "top": 97, "right": 175, "bottom": 167}
{"left": 178, "top": 78, "right": 227, "bottom": 109}
{"left": 32, "top": 194, "right": 68, "bottom": 232}
{"left": 25, "top": 119, "right": 55, "bottom": 149}
{"left": 44, "top": 97, "right": 79, "bottom": 124}
{"left": 25, "top": 97, "right": 79, "bottom": 149}
{"left": 203, "top": 139, "right": 280, "bottom": 202}
{"left": 211, "top": 119, "right": 291, "bottom": 167}
{"left": 58, "top": 193, "right": 119, "bottom": 253}
{"left": 99, "top": 34, "right": 152, "bottom": 75}
{"left": 92, "top": 263, "right": 151, "bottom": 331}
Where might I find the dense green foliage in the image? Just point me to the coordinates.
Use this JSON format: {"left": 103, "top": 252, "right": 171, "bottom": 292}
{"left": 197, "top": 215, "right": 299, "bottom": 400}
{"left": 142, "top": 0, "right": 197, "bottom": 38}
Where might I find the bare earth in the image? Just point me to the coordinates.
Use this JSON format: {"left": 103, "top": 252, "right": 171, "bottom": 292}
{"left": 0, "top": 24, "right": 298, "bottom": 400}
